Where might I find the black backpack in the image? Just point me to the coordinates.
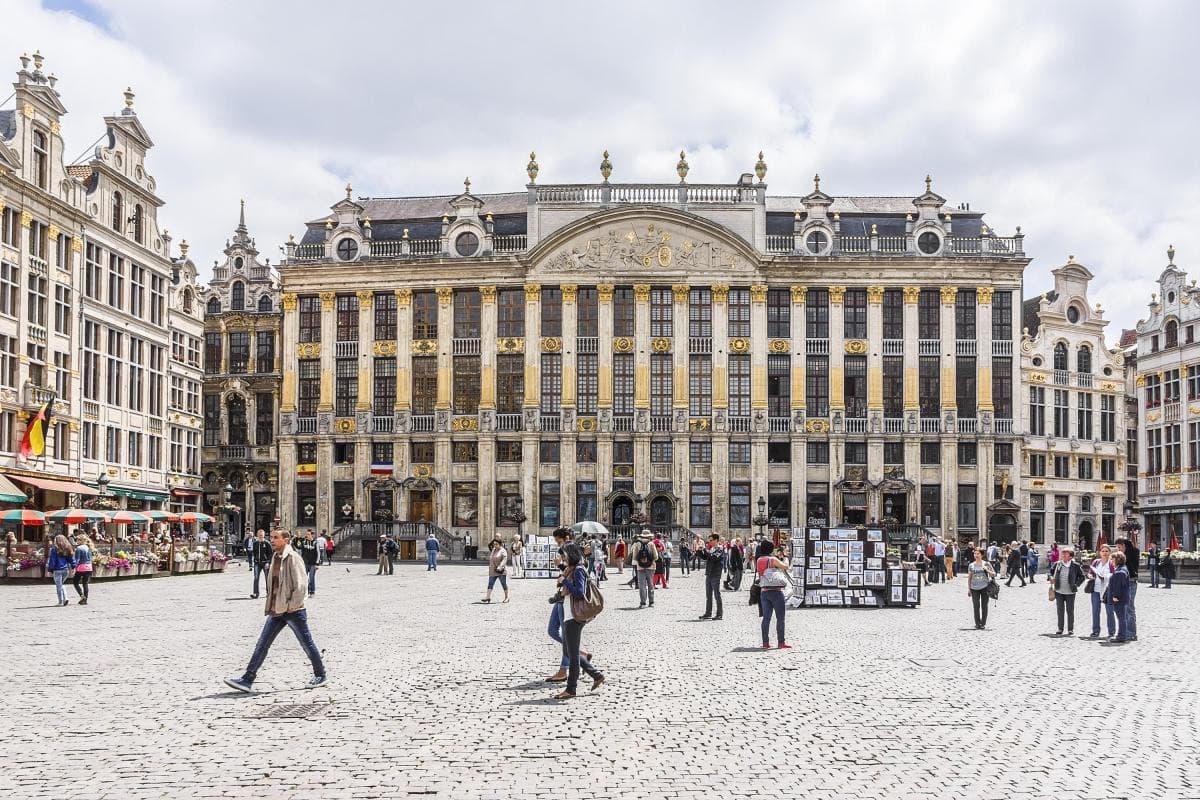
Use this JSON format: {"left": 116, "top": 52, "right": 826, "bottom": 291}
{"left": 635, "top": 541, "right": 653, "bottom": 568}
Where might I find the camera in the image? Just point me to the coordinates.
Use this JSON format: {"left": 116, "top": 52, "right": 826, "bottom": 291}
{"left": 548, "top": 593, "right": 561, "bottom": 604}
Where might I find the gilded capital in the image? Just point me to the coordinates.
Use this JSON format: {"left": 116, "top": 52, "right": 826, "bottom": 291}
{"left": 281, "top": 293, "right": 298, "bottom": 311}
{"left": 394, "top": 288, "right": 412, "bottom": 306}
{"left": 479, "top": 285, "right": 497, "bottom": 303}
{"left": 711, "top": 284, "right": 729, "bottom": 303}
{"left": 750, "top": 284, "right": 768, "bottom": 304}
{"left": 671, "top": 284, "right": 690, "bottom": 302}
{"left": 356, "top": 290, "right": 373, "bottom": 308}
{"left": 866, "top": 286, "right": 884, "bottom": 305}
{"left": 46, "top": 223, "right": 60, "bottom": 241}
{"left": 71, "top": 237, "right": 82, "bottom": 253}
{"left": 902, "top": 286, "right": 920, "bottom": 304}
{"left": 790, "top": 285, "right": 807, "bottom": 304}
{"left": 940, "top": 286, "right": 957, "bottom": 305}
{"left": 597, "top": 283, "right": 615, "bottom": 302}
{"left": 633, "top": 283, "right": 651, "bottom": 303}
{"left": 524, "top": 283, "right": 541, "bottom": 302}
{"left": 20, "top": 210, "right": 32, "bottom": 228}
{"left": 319, "top": 292, "right": 335, "bottom": 311}
{"left": 828, "top": 286, "right": 845, "bottom": 305}
{"left": 976, "top": 286, "right": 994, "bottom": 304}
{"left": 560, "top": 284, "right": 578, "bottom": 302}
{"left": 436, "top": 286, "right": 454, "bottom": 305}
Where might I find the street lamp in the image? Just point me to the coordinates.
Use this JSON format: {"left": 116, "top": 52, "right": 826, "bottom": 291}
{"left": 753, "top": 495, "right": 769, "bottom": 541}
{"left": 220, "top": 483, "right": 232, "bottom": 553}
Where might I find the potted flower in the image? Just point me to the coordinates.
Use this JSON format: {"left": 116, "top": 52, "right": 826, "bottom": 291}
{"left": 10, "top": 554, "right": 46, "bottom": 579}
{"left": 208, "top": 548, "right": 230, "bottom": 572}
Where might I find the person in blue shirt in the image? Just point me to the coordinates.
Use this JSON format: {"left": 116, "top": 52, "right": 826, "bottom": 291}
{"left": 425, "top": 533, "right": 440, "bottom": 571}
{"left": 551, "top": 543, "right": 604, "bottom": 700}
{"left": 1104, "top": 552, "right": 1132, "bottom": 643}
{"left": 46, "top": 534, "right": 76, "bottom": 607}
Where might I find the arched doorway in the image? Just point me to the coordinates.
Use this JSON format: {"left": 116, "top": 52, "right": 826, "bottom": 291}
{"left": 648, "top": 493, "right": 675, "bottom": 528}
{"left": 1078, "top": 520, "right": 1094, "bottom": 551}
{"left": 990, "top": 514, "right": 1017, "bottom": 543}
{"left": 610, "top": 496, "right": 634, "bottom": 526}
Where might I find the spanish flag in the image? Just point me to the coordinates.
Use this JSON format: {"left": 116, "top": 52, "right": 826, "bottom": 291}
{"left": 296, "top": 463, "right": 317, "bottom": 477}
{"left": 18, "top": 395, "right": 54, "bottom": 462}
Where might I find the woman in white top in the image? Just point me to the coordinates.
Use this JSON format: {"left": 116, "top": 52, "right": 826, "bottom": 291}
{"left": 1087, "top": 544, "right": 1115, "bottom": 639}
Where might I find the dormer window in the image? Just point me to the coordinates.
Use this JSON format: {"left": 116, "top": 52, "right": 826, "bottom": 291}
{"left": 231, "top": 281, "right": 245, "bottom": 311}
{"left": 1077, "top": 345, "right": 1092, "bottom": 374}
{"left": 805, "top": 230, "right": 829, "bottom": 255}
{"left": 234, "top": 256, "right": 244, "bottom": 270}
{"left": 1166, "top": 320, "right": 1178, "bottom": 348}
{"left": 112, "top": 191, "right": 123, "bottom": 232}
{"left": 1066, "top": 306, "right": 1080, "bottom": 323}
{"left": 32, "top": 130, "right": 49, "bottom": 190}
{"left": 454, "top": 231, "right": 480, "bottom": 257}
{"left": 133, "top": 204, "right": 144, "bottom": 244}
{"left": 917, "top": 230, "right": 942, "bottom": 255}
{"left": 336, "top": 238, "right": 358, "bottom": 261}
{"left": 182, "top": 288, "right": 193, "bottom": 314}
{"left": 258, "top": 294, "right": 273, "bottom": 313}
{"left": 207, "top": 297, "right": 221, "bottom": 315}
{"left": 1053, "top": 342, "right": 1068, "bottom": 371}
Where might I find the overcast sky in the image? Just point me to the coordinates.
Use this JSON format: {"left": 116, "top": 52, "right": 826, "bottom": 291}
{"left": 5, "top": 0, "right": 1197, "bottom": 337}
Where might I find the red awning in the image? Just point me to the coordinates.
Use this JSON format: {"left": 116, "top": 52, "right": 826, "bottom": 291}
{"left": 6, "top": 474, "right": 99, "bottom": 496}
{"left": 171, "top": 488, "right": 202, "bottom": 497}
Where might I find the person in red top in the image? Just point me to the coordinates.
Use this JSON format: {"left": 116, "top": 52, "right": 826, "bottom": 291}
{"left": 323, "top": 531, "right": 335, "bottom": 565}
{"left": 755, "top": 541, "right": 792, "bottom": 650}
{"left": 614, "top": 539, "right": 626, "bottom": 574}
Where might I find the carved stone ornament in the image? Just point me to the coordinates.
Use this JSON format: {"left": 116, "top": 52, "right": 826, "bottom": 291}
{"left": 372, "top": 341, "right": 397, "bottom": 356}
{"left": 806, "top": 418, "right": 830, "bottom": 433}
{"left": 1029, "top": 372, "right": 1047, "bottom": 384}
{"left": 498, "top": 337, "right": 524, "bottom": 354}
{"left": 689, "top": 417, "right": 711, "bottom": 431}
{"left": 20, "top": 210, "right": 32, "bottom": 228}
{"left": 577, "top": 416, "right": 597, "bottom": 432}
{"left": 729, "top": 337, "right": 751, "bottom": 354}
{"left": 560, "top": 284, "right": 578, "bottom": 302}
{"left": 356, "top": 290, "right": 374, "bottom": 308}
{"left": 633, "top": 283, "right": 651, "bottom": 302}
{"left": 452, "top": 416, "right": 479, "bottom": 432}
{"left": 597, "top": 283, "right": 615, "bottom": 302}
{"left": 828, "top": 286, "right": 845, "bottom": 305}
{"left": 768, "top": 339, "right": 790, "bottom": 354}
{"left": 902, "top": 286, "right": 921, "bottom": 304}
{"left": 281, "top": 293, "right": 298, "bottom": 311}
{"left": 333, "top": 418, "right": 356, "bottom": 433}
{"left": 411, "top": 339, "right": 438, "bottom": 356}
{"left": 541, "top": 337, "right": 562, "bottom": 353}
{"left": 613, "top": 336, "right": 634, "bottom": 353}
{"left": 320, "top": 292, "right": 335, "bottom": 311}
{"left": 940, "top": 286, "right": 957, "bottom": 305}
{"left": 47, "top": 224, "right": 60, "bottom": 241}
{"left": 976, "top": 286, "right": 994, "bottom": 304}
{"left": 790, "top": 286, "right": 807, "bottom": 304}
{"left": 651, "top": 337, "right": 672, "bottom": 353}
{"left": 413, "top": 464, "right": 433, "bottom": 479}
{"left": 711, "top": 284, "right": 729, "bottom": 303}
{"left": 1164, "top": 474, "right": 1182, "bottom": 491}
{"left": 844, "top": 339, "right": 867, "bottom": 355}
{"left": 672, "top": 284, "right": 690, "bottom": 302}
{"left": 436, "top": 287, "right": 453, "bottom": 305}
{"left": 479, "top": 285, "right": 497, "bottom": 302}
{"left": 1101, "top": 381, "right": 1119, "bottom": 392}
{"left": 866, "top": 286, "right": 884, "bottom": 304}
{"left": 542, "top": 221, "right": 747, "bottom": 276}
{"left": 394, "top": 288, "right": 412, "bottom": 306}
{"left": 296, "top": 343, "right": 320, "bottom": 358}
{"left": 524, "top": 283, "right": 541, "bottom": 302}
{"left": 750, "top": 284, "right": 768, "bottom": 303}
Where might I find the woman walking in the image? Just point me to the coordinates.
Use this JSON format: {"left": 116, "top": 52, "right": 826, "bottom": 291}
{"left": 614, "top": 538, "right": 626, "bottom": 575}
{"left": 47, "top": 534, "right": 76, "bottom": 607}
{"left": 660, "top": 538, "right": 672, "bottom": 588}
{"left": 72, "top": 535, "right": 94, "bottom": 605}
{"left": 552, "top": 543, "right": 604, "bottom": 700}
{"left": 1086, "top": 544, "right": 1115, "bottom": 639}
{"left": 755, "top": 541, "right": 791, "bottom": 649}
{"left": 510, "top": 535, "right": 524, "bottom": 579}
{"left": 484, "top": 538, "right": 509, "bottom": 603}
{"left": 1027, "top": 542, "right": 1040, "bottom": 582}
{"left": 966, "top": 548, "right": 996, "bottom": 629}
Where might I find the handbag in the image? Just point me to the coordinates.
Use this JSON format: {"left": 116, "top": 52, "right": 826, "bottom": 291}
{"left": 1083, "top": 578, "right": 1095, "bottom": 594}
{"left": 749, "top": 579, "right": 762, "bottom": 606}
{"left": 759, "top": 562, "right": 790, "bottom": 589}
{"left": 570, "top": 571, "right": 604, "bottom": 622}
{"left": 1047, "top": 582, "right": 1057, "bottom": 602}
{"left": 986, "top": 579, "right": 999, "bottom": 601}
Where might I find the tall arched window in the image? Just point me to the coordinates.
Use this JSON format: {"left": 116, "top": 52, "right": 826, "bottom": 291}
{"left": 112, "top": 191, "right": 123, "bottom": 232}
{"left": 133, "top": 204, "right": 144, "bottom": 244}
{"left": 231, "top": 281, "right": 245, "bottom": 311}
{"left": 1077, "top": 345, "right": 1092, "bottom": 374}
{"left": 206, "top": 297, "right": 221, "bottom": 315}
{"left": 227, "top": 395, "right": 248, "bottom": 445}
{"left": 182, "top": 288, "right": 194, "bottom": 314}
{"left": 32, "top": 130, "right": 49, "bottom": 189}
{"left": 1166, "top": 320, "right": 1179, "bottom": 348}
{"left": 258, "top": 294, "right": 273, "bottom": 312}
{"left": 1053, "top": 342, "right": 1068, "bottom": 371}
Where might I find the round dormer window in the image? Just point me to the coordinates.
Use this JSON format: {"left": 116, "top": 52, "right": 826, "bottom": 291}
{"left": 234, "top": 256, "right": 244, "bottom": 270}
{"left": 805, "top": 230, "right": 830, "bottom": 255}
{"left": 1067, "top": 306, "right": 1080, "bottom": 323}
{"left": 1168, "top": 291, "right": 1176, "bottom": 303}
{"left": 336, "top": 238, "right": 359, "bottom": 261}
{"left": 1032, "top": 356, "right": 1043, "bottom": 367}
{"left": 455, "top": 231, "right": 480, "bottom": 256}
{"left": 917, "top": 231, "right": 942, "bottom": 255}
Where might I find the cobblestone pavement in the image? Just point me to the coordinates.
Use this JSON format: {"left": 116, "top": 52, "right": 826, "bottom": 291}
{"left": 1, "top": 560, "right": 1198, "bottom": 799}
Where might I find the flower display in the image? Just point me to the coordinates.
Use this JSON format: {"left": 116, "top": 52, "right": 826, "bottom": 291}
{"left": 12, "top": 557, "right": 45, "bottom": 572}
{"left": 209, "top": 549, "right": 230, "bottom": 563}
{"left": 109, "top": 557, "right": 132, "bottom": 571}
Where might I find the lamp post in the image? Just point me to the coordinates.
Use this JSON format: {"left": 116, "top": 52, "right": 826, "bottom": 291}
{"left": 1119, "top": 500, "right": 1142, "bottom": 547}
{"left": 753, "top": 495, "right": 769, "bottom": 542}
{"left": 221, "top": 482, "right": 232, "bottom": 554}
{"left": 97, "top": 473, "right": 111, "bottom": 557}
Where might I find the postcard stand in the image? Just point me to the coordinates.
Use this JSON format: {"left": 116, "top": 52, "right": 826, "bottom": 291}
{"left": 885, "top": 564, "right": 922, "bottom": 607}
{"left": 795, "top": 527, "right": 889, "bottom": 608}
{"left": 522, "top": 535, "right": 556, "bottom": 579}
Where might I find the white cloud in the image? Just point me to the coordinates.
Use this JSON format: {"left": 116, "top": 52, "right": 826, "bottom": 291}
{"left": 3, "top": 0, "right": 1197, "bottom": 337}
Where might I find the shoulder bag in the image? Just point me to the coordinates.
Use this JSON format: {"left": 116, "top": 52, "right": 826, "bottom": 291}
{"left": 570, "top": 569, "right": 605, "bottom": 623}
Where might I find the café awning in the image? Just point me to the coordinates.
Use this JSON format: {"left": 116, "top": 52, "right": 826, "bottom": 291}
{"left": 6, "top": 474, "right": 99, "bottom": 496}
{"left": 0, "top": 473, "right": 28, "bottom": 503}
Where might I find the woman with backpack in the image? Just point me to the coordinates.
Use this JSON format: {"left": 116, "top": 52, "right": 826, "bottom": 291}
{"left": 47, "top": 534, "right": 76, "bottom": 607}
{"left": 755, "top": 541, "right": 792, "bottom": 649}
{"left": 553, "top": 543, "right": 604, "bottom": 700}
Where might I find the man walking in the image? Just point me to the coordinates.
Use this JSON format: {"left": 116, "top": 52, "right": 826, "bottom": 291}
{"left": 629, "top": 529, "right": 659, "bottom": 608}
{"left": 694, "top": 533, "right": 726, "bottom": 620}
{"left": 249, "top": 529, "right": 271, "bottom": 599}
{"left": 986, "top": 540, "right": 1001, "bottom": 576}
{"left": 677, "top": 536, "right": 691, "bottom": 576}
{"left": 1005, "top": 544, "right": 1026, "bottom": 587}
{"left": 243, "top": 531, "right": 256, "bottom": 569}
{"left": 426, "top": 531, "right": 441, "bottom": 571}
{"left": 314, "top": 530, "right": 329, "bottom": 568}
{"left": 224, "top": 528, "right": 327, "bottom": 692}
{"left": 299, "top": 530, "right": 320, "bottom": 597}
{"left": 384, "top": 535, "right": 398, "bottom": 574}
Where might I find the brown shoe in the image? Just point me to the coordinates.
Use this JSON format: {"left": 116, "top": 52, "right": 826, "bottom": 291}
{"left": 590, "top": 674, "right": 605, "bottom": 691}
{"left": 544, "top": 670, "right": 568, "bottom": 682}
{"left": 554, "top": 691, "right": 576, "bottom": 700}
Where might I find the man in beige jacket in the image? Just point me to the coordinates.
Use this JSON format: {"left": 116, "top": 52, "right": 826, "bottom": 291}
{"left": 224, "top": 529, "right": 327, "bottom": 692}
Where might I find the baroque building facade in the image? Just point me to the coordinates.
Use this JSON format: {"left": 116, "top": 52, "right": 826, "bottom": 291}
{"left": 199, "top": 205, "right": 281, "bottom": 537}
{"left": 1133, "top": 246, "right": 1199, "bottom": 551}
{"left": 1019, "top": 258, "right": 1127, "bottom": 549}
{"left": 0, "top": 51, "right": 200, "bottom": 513}
{"left": 275, "top": 155, "right": 1029, "bottom": 552}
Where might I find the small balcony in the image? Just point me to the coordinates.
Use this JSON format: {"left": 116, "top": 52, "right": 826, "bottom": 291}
{"left": 220, "top": 445, "right": 248, "bottom": 460}
{"left": 496, "top": 413, "right": 522, "bottom": 432}
{"left": 335, "top": 341, "right": 359, "bottom": 359}
{"left": 296, "top": 417, "right": 317, "bottom": 434}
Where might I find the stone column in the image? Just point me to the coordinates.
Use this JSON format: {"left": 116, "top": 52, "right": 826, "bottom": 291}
{"left": 829, "top": 286, "right": 845, "bottom": 414}
{"left": 671, "top": 284, "right": 689, "bottom": 420}
{"left": 560, "top": 284, "right": 578, "bottom": 412}
{"left": 711, "top": 284, "right": 729, "bottom": 520}
{"left": 940, "top": 286, "right": 957, "bottom": 417}
{"left": 477, "top": 436, "right": 495, "bottom": 535}
{"left": 750, "top": 284, "right": 769, "bottom": 416}
{"left": 523, "top": 283, "right": 541, "bottom": 412}
{"left": 976, "top": 287, "right": 994, "bottom": 418}
{"left": 394, "top": 289, "right": 412, "bottom": 415}
{"left": 866, "top": 286, "right": 885, "bottom": 517}
{"left": 278, "top": 439, "right": 297, "bottom": 528}
{"left": 317, "top": 292, "right": 335, "bottom": 412}
{"left": 219, "top": 318, "right": 229, "bottom": 375}
{"left": 791, "top": 286, "right": 807, "bottom": 419}
{"left": 633, "top": 283, "right": 651, "bottom": 498}
{"left": 355, "top": 290, "right": 374, "bottom": 413}
{"left": 597, "top": 283, "right": 614, "bottom": 412}
{"left": 435, "top": 287, "right": 453, "bottom": 411}
{"left": 479, "top": 285, "right": 497, "bottom": 411}
{"left": 902, "top": 286, "right": 920, "bottom": 415}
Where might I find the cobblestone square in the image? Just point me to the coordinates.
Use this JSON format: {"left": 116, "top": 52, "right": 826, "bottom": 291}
{"left": 2, "top": 563, "right": 1197, "bottom": 799}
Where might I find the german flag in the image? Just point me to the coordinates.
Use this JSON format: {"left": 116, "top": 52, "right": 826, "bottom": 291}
{"left": 18, "top": 395, "right": 54, "bottom": 462}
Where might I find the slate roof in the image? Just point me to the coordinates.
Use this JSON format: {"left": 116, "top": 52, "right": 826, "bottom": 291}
{"left": 308, "top": 192, "right": 527, "bottom": 226}
{"left": 1022, "top": 290, "right": 1059, "bottom": 337}
{"left": 0, "top": 109, "right": 15, "bottom": 142}
{"left": 767, "top": 195, "right": 982, "bottom": 216}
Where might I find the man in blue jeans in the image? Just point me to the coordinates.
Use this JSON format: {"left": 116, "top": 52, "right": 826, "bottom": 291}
{"left": 1116, "top": 538, "right": 1140, "bottom": 641}
{"left": 425, "top": 532, "right": 440, "bottom": 571}
{"left": 249, "top": 529, "right": 272, "bottom": 599}
{"left": 225, "top": 529, "right": 326, "bottom": 692}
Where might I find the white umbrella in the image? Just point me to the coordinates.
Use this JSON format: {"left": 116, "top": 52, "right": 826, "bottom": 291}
{"left": 571, "top": 521, "right": 610, "bottom": 536}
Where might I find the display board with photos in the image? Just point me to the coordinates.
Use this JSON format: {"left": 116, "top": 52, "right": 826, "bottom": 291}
{"left": 795, "top": 527, "right": 889, "bottom": 608}
{"left": 522, "top": 535, "right": 556, "bottom": 579}
{"left": 886, "top": 563, "right": 923, "bottom": 607}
